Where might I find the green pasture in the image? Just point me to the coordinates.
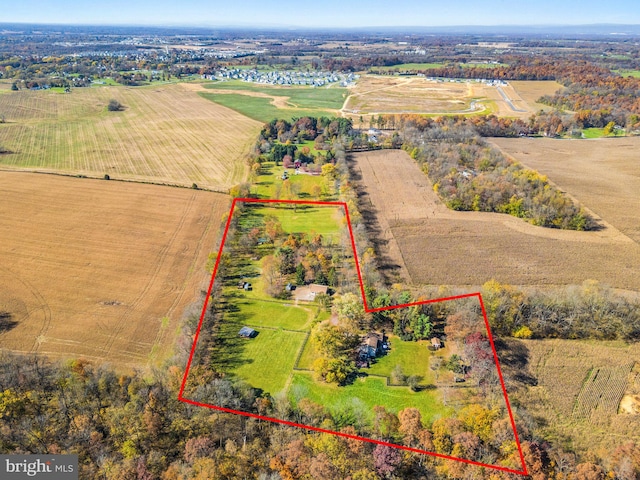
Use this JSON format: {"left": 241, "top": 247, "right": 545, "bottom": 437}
{"left": 615, "top": 69, "right": 640, "bottom": 78}
{"left": 253, "top": 162, "right": 331, "bottom": 200}
{"left": 91, "top": 77, "right": 121, "bottom": 86}
{"left": 239, "top": 203, "right": 342, "bottom": 239}
{"left": 230, "top": 297, "right": 311, "bottom": 331}
{"left": 297, "top": 335, "right": 321, "bottom": 370}
{"left": 289, "top": 372, "right": 452, "bottom": 425}
{"left": 198, "top": 81, "right": 346, "bottom": 122}
{"left": 203, "top": 80, "right": 346, "bottom": 109}
{"left": 367, "top": 336, "right": 436, "bottom": 380}
{"left": 231, "top": 328, "right": 307, "bottom": 395}
{"left": 199, "top": 92, "right": 320, "bottom": 122}
{"left": 297, "top": 140, "right": 326, "bottom": 156}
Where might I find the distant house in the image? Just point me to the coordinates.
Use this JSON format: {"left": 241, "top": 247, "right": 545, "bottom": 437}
{"left": 238, "top": 326, "right": 257, "bottom": 338}
{"left": 431, "top": 337, "right": 442, "bottom": 350}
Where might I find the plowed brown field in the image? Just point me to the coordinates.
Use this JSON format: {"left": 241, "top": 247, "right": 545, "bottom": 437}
{"left": 0, "top": 83, "right": 261, "bottom": 190}
{"left": 352, "top": 149, "right": 640, "bottom": 291}
{"left": 0, "top": 172, "right": 228, "bottom": 367}
{"left": 491, "top": 137, "right": 640, "bottom": 243}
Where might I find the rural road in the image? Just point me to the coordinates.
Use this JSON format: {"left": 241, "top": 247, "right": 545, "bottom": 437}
{"left": 496, "top": 86, "right": 528, "bottom": 113}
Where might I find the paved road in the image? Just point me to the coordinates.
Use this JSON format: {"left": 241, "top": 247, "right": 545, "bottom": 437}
{"left": 497, "top": 86, "right": 528, "bottom": 112}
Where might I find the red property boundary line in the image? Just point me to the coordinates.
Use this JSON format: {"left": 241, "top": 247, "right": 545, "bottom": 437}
{"left": 178, "top": 198, "right": 529, "bottom": 476}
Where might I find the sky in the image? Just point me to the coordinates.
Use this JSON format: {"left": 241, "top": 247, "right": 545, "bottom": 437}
{"left": 1, "top": 0, "right": 640, "bottom": 28}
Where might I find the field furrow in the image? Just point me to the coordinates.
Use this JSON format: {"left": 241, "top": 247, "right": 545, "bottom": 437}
{"left": 0, "top": 172, "right": 229, "bottom": 368}
{"left": 0, "top": 84, "right": 261, "bottom": 190}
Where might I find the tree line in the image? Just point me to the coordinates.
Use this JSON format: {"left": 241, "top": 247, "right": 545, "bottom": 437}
{"left": 398, "top": 119, "right": 595, "bottom": 230}
{"left": 370, "top": 57, "right": 640, "bottom": 130}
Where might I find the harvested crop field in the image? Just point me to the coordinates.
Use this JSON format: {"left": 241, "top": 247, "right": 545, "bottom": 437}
{"left": 351, "top": 149, "right": 640, "bottom": 291}
{"left": 342, "top": 76, "right": 548, "bottom": 119}
{"left": 509, "top": 80, "right": 564, "bottom": 112}
{"left": 491, "top": 137, "right": 640, "bottom": 243}
{"left": 0, "top": 172, "right": 229, "bottom": 367}
{"left": 503, "top": 338, "right": 640, "bottom": 455}
{"left": 0, "top": 83, "right": 261, "bottom": 190}
{"left": 343, "top": 75, "right": 488, "bottom": 116}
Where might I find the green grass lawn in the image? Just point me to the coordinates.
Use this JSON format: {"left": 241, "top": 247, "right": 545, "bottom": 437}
{"left": 255, "top": 205, "right": 342, "bottom": 239}
{"left": 253, "top": 162, "right": 331, "bottom": 200}
{"left": 581, "top": 128, "right": 605, "bottom": 138}
{"left": 289, "top": 372, "right": 452, "bottom": 425}
{"left": 367, "top": 336, "right": 436, "bottom": 381}
{"left": 230, "top": 297, "right": 310, "bottom": 331}
{"left": 199, "top": 92, "right": 326, "bottom": 123}
{"left": 287, "top": 172, "right": 327, "bottom": 198}
{"left": 614, "top": 69, "right": 640, "bottom": 78}
{"left": 231, "top": 329, "right": 307, "bottom": 395}
{"left": 198, "top": 81, "right": 346, "bottom": 122}
{"left": 239, "top": 203, "right": 342, "bottom": 239}
{"left": 203, "top": 80, "right": 346, "bottom": 109}
{"left": 297, "top": 140, "right": 326, "bottom": 156}
{"left": 297, "top": 334, "right": 321, "bottom": 370}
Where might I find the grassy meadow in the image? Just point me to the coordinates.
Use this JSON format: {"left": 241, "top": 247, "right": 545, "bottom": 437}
{"left": 289, "top": 372, "right": 452, "bottom": 425}
{"left": 199, "top": 80, "right": 346, "bottom": 122}
{"left": 252, "top": 161, "right": 335, "bottom": 202}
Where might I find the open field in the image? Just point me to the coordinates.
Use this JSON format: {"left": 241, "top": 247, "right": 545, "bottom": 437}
{"left": 0, "top": 83, "right": 261, "bottom": 190}
{"left": 351, "top": 149, "right": 640, "bottom": 291}
{"left": 505, "top": 338, "right": 640, "bottom": 455}
{"left": 491, "top": 137, "right": 640, "bottom": 244}
{"left": 232, "top": 328, "right": 307, "bottom": 395}
{"left": 289, "top": 371, "right": 451, "bottom": 425}
{"left": 198, "top": 81, "right": 346, "bottom": 122}
{"left": 614, "top": 69, "right": 640, "bottom": 78}
{"left": 0, "top": 172, "right": 229, "bottom": 367}
{"left": 342, "top": 75, "right": 495, "bottom": 117}
{"left": 253, "top": 161, "right": 332, "bottom": 200}
{"left": 508, "top": 80, "right": 564, "bottom": 112}
{"left": 341, "top": 76, "right": 555, "bottom": 119}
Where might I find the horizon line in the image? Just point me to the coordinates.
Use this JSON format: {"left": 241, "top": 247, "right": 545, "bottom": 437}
{"left": 2, "top": 21, "right": 640, "bottom": 30}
